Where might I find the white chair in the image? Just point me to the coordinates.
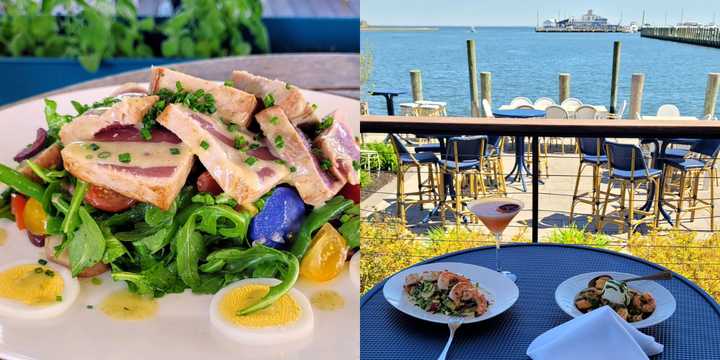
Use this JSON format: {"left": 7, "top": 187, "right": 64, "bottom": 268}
{"left": 534, "top": 97, "right": 555, "bottom": 110}
{"left": 656, "top": 104, "right": 681, "bottom": 118}
{"left": 399, "top": 103, "right": 420, "bottom": 116}
{"left": 574, "top": 105, "right": 598, "bottom": 120}
{"left": 482, "top": 99, "right": 494, "bottom": 117}
{"left": 561, "top": 98, "right": 583, "bottom": 112}
{"left": 416, "top": 100, "right": 448, "bottom": 116}
{"left": 545, "top": 105, "right": 571, "bottom": 155}
{"left": 616, "top": 100, "right": 627, "bottom": 119}
{"left": 516, "top": 104, "right": 535, "bottom": 110}
{"left": 510, "top": 97, "right": 533, "bottom": 108}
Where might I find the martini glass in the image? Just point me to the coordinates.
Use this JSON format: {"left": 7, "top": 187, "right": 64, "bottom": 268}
{"left": 468, "top": 197, "right": 524, "bottom": 282}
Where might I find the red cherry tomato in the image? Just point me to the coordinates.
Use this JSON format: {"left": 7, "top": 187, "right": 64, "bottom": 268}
{"left": 338, "top": 183, "right": 360, "bottom": 204}
{"left": 10, "top": 193, "right": 27, "bottom": 230}
{"left": 196, "top": 171, "right": 223, "bottom": 195}
{"left": 84, "top": 184, "right": 137, "bottom": 213}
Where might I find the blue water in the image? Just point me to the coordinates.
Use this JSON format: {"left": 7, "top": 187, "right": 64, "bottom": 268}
{"left": 361, "top": 27, "right": 720, "bottom": 117}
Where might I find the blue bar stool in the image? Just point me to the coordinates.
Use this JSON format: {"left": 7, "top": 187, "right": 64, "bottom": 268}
{"left": 389, "top": 134, "right": 438, "bottom": 223}
{"left": 570, "top": 138, "right": 608, "bottom": 222}
{"left": 599, "top": 141, "right": 662, "bottom": 239}
{"left": 438, "top": 136, "right": 486, "bottom": 226}
{"left": 660, "top": 139, "right": 720, "bottom": 231}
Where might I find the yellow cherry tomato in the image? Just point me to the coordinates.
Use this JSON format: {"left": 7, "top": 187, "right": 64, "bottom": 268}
{"left": 23, "top": 197, "right": 47, "bottom": 236}
{"left": 300, "top": 223, "right": 348, "bottom": 282}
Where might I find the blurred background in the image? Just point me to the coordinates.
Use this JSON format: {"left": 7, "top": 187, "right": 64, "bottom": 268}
{"left": 0, "top": 0, "right": 360, "bottom": 105}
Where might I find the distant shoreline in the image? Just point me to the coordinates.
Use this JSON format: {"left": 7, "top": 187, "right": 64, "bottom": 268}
{"left": 361, "top": 26, "right": 439, "bottom": 32}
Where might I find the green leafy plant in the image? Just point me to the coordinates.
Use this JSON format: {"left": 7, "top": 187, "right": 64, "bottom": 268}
{"left": 160, "top": 0, "right": 268, "bottom": 58}
{"left": 361, "top": 142, "right": 397, "bottom": 171}
{"left": 0, "top": 0, "right": 268, "bottom": 72}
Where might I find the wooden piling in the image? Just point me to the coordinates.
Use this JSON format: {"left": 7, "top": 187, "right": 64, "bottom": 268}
{"left": 629, "top": 73, "right": 645, "bottom": 119}
{"left": 609, "top": 41, "right": 621, "bottom": 114}
{"left": 559, "top": 73, "right": 570, "bottom": 103}
{"left": 480, "top": 72, "right": 492, "bottom": 116}
{"left": 704, "top": 73, "right": 720, "bottom": 118}
{"left": 410, "top": 69, "right": 423, "bottom": 102}
{"left": 467, "top": 40, "right": 480, "bottom": 117}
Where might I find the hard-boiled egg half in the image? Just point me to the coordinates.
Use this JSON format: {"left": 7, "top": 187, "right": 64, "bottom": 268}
{"left": 0, "top": 259, "right": 80, "bottom": 319}
{"left": 209, "top": 278, "right": 314, "bottom": 345}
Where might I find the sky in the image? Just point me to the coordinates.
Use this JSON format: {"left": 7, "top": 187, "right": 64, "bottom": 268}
{"left": 361, "top": 0, "right": 720, "bottom": 27}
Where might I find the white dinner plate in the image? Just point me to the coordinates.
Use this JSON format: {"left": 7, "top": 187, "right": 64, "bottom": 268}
{"left": 0, "top": 82, "right": 360, "bottom": 360}
{"left": 383, "top": 262, "right": 519, "bottom": 324}
{"left": 555, "top": 271, "right": 676, "bottom": 329}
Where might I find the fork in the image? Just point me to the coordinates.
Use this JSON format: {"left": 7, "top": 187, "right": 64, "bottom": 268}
{"left": 437, "top": 318, "right": 463, "bottom": 360}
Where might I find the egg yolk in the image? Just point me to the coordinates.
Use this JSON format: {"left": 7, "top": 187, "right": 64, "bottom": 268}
{"left": 0, "top": 264, "right": 64, "bottom": 306}
{"left": 100, "top": 290, "right": 158, "bottom": 320}
{"left": 0, "top": 228, "right": 7, "bottom": 246}
{"left": 310, "top": 290, "right": 345, "bottom": 311}
{"left": 220, "top": 284, "right": 300, "bottom": 328}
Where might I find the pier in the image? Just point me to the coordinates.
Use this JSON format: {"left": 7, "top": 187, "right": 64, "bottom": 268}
{"left": 641, "top": 26, "right": 720, "bottom": 48}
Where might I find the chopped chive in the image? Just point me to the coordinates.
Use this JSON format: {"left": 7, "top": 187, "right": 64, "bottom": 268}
{"left": 319, "top": 115, "right": 334, "bottom": 131}
{"left": 45, "top": 269, "right": 55, "bottom": 277}
{"left": 274, "top": 135, "right": 285, "bottom": 149}
{"left": 175, "top": 81, "right": 183, "bottom": 92}
{"left": 234, "top": 137, "right": 247, "bottom": 150}
{"left": 91, "top": 277, "right": 102, "bottom": 285}
{"left": 274, "top": 159, "right": 287, "bottom": 166}
{"left": 285, "top": 82, "right": 292, "bottom": 90}
{"left": 86, "top": 305, "right": 94, "bottom": 309}
{"left": 249, "top": 143, "right": 260, "bottom": 150}
{"left": 263, "top": 93, "right": 275, "bottom": 107}
{"left": 34, "top": 267, "right": 44, "bottom": 274}
{"left": 311, "top": 103, "right": 318, "bottom": 111}
{"left": 85, "top": 154, "right": 93, "bottom": 160}
{"left": 170, "top": 148, "right": 181, "bottom": 155}
{"left": 56, "top": 295, "right": 62, "bottom": 302}
{"left": 89, "top": 143, "right": 100, "bottom": 151}
{"left": 320, "top": 159, "right": 332, "bottom": 170}
{"left": 289, "top": 166, "right": 297, "bottom": 173}
{"left": 98, "top": 151, "right": 111, "bottom": 159}
{"left": 245, "top": 156, "right": 257, "bottom": 166}
{"left": 200, "top": 140, "right": 210, "bottom": 150}
{"left": 227, "top": 123, "right": 238, "bottom": 132}
{"left": 269, "top": 116, "right": 279, "bottom": 125}
{"left": 118, "top": 153, "right": 131, "bottom": 163}
{"left": 38, "top": 259, "right": 48, "bottom": 265}
{"left": 224, "top": 79, "right": 234, "bottom": 87}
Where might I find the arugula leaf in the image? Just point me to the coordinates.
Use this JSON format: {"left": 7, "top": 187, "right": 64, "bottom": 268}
{"left": 44, "top": 99, "right": 72, "bottom": 142}
{"left": 176, "top": 226, "right": 205, "bottom": 288}
{"left": 102, "top": 226, "right": 128, "bottom": 264}
{"left": 69, "top": 207, "right": 106, "bottom": 277}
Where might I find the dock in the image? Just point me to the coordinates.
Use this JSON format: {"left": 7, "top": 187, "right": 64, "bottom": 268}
{"left": 641, "top": 26, "right": 720, "bottom": 48}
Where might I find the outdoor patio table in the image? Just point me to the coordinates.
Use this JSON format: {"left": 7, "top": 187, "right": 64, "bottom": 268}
{"left": 493, "top": 109, "right": 546, "bottom": 192}
{"left": 361, "top": 243, "right": 720, "bottom": 359}
{"left": 368, "top": 89, "right": 407, "bottom": 115}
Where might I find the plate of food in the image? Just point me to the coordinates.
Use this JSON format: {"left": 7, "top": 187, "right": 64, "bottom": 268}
{"left": 0, "top": 67, "right": 360, "bottom": 359}
{"left": 555, "top": 271, "right": 676, "bottom": 329}
{"left": 383, "top": 262, "right": 519, "bottom": 324}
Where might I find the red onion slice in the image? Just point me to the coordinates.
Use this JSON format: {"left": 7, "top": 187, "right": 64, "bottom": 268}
{"left": 14, "top": 128, "right": 48, "bottom": 162}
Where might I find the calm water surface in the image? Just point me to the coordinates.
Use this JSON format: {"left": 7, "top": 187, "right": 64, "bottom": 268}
{"left": 361, "top": 27, "right": 720, "bottom": 117}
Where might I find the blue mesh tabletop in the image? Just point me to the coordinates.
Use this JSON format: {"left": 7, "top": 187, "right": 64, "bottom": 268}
{"left": 361, "top": 244, "right": 720, "bottom": 360}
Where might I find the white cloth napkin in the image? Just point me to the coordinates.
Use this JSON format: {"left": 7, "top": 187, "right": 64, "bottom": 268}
{"left": 527, "top": 306, "right": 663, "bottom": 360}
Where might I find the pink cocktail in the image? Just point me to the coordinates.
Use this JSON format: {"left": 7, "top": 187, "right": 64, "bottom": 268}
{"left": 468, "top": 198, "right": 524, "bottom": 282}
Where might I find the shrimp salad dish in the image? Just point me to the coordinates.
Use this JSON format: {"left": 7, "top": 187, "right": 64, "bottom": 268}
{"left": 574, "top": 275, "right": 656, "bottom": 323}
{"left": 0, "top": 68, "right": 360, "bottom": 345}
{"left": 403, "top": 270, "right": 489, "bottom": 317}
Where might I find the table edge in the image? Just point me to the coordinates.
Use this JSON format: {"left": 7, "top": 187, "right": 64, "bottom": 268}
{"left": 360, "top": 243, "right": 720, "bottom": 317}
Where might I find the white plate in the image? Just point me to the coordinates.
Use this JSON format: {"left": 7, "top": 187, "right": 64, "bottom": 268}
{"left": 0, "top": 83, "right": 360, "bottom": 360}
{"left": 383, "top": 262, "right": 519, "bottom": 324}
{"left": 555, "top": 271, "right": 676, "bottom": 329}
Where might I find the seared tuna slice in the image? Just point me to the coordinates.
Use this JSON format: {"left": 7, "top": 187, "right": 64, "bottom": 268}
{"left": 150, "top": 67, "right": 257, "bottom": 128}
{"left": 59, "top": 95, "right": 158, "bottom": 145}
{"left": 256, "top": 107, "right": 344, "bottom": 206}
{"left": 61, "top": 128, "right": 194, "bottom": 210}
{"left": 313, "top": 111, "right": 360, "bottom": 185}
{"left": 157, "top": 104, "right": 289, "bottom": 205}
{"left": 231, "top": 70, "right": 319, "bottom": 127}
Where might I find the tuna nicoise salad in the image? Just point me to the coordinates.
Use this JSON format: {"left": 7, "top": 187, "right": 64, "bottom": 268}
{"left": 0, "top": 68, "right": 360, "bottom": 342}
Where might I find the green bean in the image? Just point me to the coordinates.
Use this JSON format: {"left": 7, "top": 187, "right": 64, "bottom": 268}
{"left": 61, "top": 179, "right": 88, "bottom": 235}
{"left": 0, "top": 164, "right": 45, "bottom": 200}
{"left": 289, "top": 196, "right": 354, "bottom": 259}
